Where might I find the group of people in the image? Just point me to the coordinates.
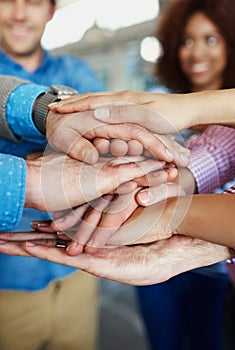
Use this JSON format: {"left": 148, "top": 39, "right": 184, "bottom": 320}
{"left": 0, "top": 0, "right": 235, "bottom": 350}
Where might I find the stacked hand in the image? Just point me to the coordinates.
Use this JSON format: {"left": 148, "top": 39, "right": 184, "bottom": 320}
{"left": 0, "top": 92, "right": 199, "bottom": 286}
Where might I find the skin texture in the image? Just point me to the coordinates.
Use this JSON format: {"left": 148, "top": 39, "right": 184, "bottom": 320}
{"left": 46, "top": 109, "right": 191, "bottom": 166}
{"left": 25, "top": 151, "right": 165, "bottom": 211}
{"left": 49, "top": 89, "right": 235, "bottom": 134}
{"left": 0, "top": 234, "right": 231, "bottom": 286}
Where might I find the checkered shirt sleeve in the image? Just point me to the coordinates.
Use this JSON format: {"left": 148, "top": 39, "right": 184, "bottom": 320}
{"left": 187, "top": 125, "right": 235, "bottom": 193}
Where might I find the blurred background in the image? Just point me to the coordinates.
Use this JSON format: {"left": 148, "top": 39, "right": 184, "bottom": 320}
{"left": 43, "top": 0, "right": 167, "bottom": 91}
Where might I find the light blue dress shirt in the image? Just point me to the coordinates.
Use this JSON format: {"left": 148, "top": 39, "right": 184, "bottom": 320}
{"left": 0, "top": 49, "right": 104, "bottom": 290}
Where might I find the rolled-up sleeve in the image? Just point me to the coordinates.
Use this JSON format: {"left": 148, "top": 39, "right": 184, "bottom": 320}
{"left": 0, "top": 154, "right": 26, "bottom": 230}
{"left": 187, "top": 125, "right": 235, "bottom": 193}
{"left": 6, "top": 83, "right": 47, "bottom": 143}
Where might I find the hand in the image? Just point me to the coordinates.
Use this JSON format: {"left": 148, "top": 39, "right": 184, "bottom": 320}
{"left": 31, "top": 166, "right": 179, "bottom": 254}
{"left": 0, "top": 235, "right": 230, "bottom": 285}
{"left": 0, "top": 231, "right": 66, "bottom": 248}
{"left": 46, "top": 108, "right": 183, "bottom": 165}
{"left": 49, "top": 91, "right": 196, "bottom": 134}
{"left": 25, "top": 152, "right": 163, "bottom": 211}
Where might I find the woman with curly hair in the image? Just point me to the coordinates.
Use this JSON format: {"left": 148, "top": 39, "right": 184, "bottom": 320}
{"left": 136, "top": 0, "right": 235, "bottom": 349}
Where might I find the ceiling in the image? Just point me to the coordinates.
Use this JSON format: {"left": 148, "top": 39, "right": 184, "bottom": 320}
{"left": 57, "top": 0, "right": 168, "bottom": 8}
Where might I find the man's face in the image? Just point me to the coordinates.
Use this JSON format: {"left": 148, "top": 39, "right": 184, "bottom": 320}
{"left": 0, "top": 0, "right": 55, "bottom": 58}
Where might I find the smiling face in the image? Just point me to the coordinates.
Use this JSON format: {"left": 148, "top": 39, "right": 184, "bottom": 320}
{"left": 178, "top": 12, "right": 227, "bottom": 92}
{"left": 0, "top": 0, "right": 55, "bottom": 61}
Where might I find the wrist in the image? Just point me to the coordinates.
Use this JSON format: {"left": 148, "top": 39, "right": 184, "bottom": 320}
{"left": 32, "top": 85, "right": 77, "bottom": 135}
{"left": 25, "top": 156, "right": 41, "bottom": 209}
{"left": 32, "top": 92, "right": 60, "bottom": 134}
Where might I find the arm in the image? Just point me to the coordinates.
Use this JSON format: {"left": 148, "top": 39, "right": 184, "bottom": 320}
{"left": 106, "top": 191, "right": 235, "bottom": 248}
{"left": 1, "top": 78, "right": 186, "bottom": 165}
{"left": 0, "top": 75, "right": 45, "bottom": 142}
{"left": 49, "top": 89, "right": 235, "bottom": 133}
{"left": 0, "top": 235, "right": 231, "bottom": 286}
{"left": 0, "top": 153, "right": 26, "bottom": 230}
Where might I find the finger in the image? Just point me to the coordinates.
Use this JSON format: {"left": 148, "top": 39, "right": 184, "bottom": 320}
{"left": 86, "top": 190, "right": 139, "bottom": 249}
{"left": 0, "top": 231, "right": 57, "bottom": 241}
{"left": 28, "top": 239, "right": 64, "bottom": 247}
{"left": 110, "top": 139, "right": 129, "bottom": 157}
{"left": 134, "top": 167, "right": 178, "bottom": 187}
{"left": 155, "top": 134, "right": 190, "bottom": 167}
{"left": 136, "top": 183, "right": 184, "bottom": 206}
{"left": 0, "top": 241, "right": 31, "bottom": 256}
{"left": 66, "top": 195, "right": 113, "bottom": 256}
{"left": 114, "top": 158, "right": 166, "bottom": 185}
{"left": 52, "top": 204, "right": 90, "bottom": 232}
{"left": 23, "top": 242, "right": 88, "bottom": 268}
{"left": 115, "top": 181, "right": 137, "bottom": 194}
{"left": 127, "top": 140, "right": 144, "bottom": 156}
{"left": 93, "top": 138, "right": 110, "bottom": 155}
{"left": 30, "top": 220, "right": 55, "bottom": 232}
{"left": 49, "top": 125, "right": 99, "bottom": 165}
{"left": 93, "top": 124, "right": 174, "bottom": 163}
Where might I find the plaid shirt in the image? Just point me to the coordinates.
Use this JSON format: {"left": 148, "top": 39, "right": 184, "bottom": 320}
{"left": 187, "top": 125, "right": 235, "bottom": 193}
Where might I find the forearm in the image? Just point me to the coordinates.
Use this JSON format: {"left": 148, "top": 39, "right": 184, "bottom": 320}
{"left": 172, "top": 194, "right": 235, "bottom": 247}
{"left": 188, "top": 89, "right": 235, "bottom": 128}
{"left": 0, "top": 154, "right": 26, "bottom": 230}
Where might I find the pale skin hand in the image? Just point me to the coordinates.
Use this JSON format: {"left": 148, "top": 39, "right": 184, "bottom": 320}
{"left": 50, "top": 89, "right": 235, "bottom": 133}
{"left": 30, "top": 166, "right": 179, "bottom": 255}
{"left": 46, "top": 109, "right": 181, "bottom": 165}
{"left": 25, "top": 151, "right": 164, "bottom": 212}
{"left": 0, "top": 235, "right": 231, "bottom": 286}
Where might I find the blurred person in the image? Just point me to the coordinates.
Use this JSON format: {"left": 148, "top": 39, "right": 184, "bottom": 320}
{"left": 136, "top": 1, "right": 235, "bottom": 349}
{"left": 0, "top": 0, "right": 105, "bottom": 349}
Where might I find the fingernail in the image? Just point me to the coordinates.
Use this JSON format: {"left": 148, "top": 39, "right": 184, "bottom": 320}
{"left": 26, "top": 241, "right": 36, "bottom": 247}
{"left": 82, "top": 149, "right": 98, "bottom": 164}
{"left": 31, "top": 220, "right": 51, "bottom": 227}
{"left": 137, "top": 191, "right": 150, "bottom": 205}
{"left": 94, "top": 108, "right": 110, "bottom": 120}
{"left": 66, "top": 240, "right": 78, "bottom": 253}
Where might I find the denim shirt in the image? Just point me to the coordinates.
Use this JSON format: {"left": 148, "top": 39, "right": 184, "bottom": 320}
{"left": 0, "top": 49, "right": 104, "bottom": 290}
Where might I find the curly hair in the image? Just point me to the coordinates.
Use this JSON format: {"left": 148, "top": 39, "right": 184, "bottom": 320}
{"left": 155, "top": 0, "right": 235, "bottom": 92}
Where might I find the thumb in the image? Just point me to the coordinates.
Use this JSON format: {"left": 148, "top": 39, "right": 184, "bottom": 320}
{"left": 50, "top": 127, "right": 99, "bottom": 164}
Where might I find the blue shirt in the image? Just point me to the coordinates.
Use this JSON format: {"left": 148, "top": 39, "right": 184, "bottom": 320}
{"left": 0, "top": 49, "right": 104, "bottom": 290}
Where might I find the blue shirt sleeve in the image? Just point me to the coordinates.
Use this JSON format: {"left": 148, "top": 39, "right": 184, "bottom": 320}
{"left": 0, "top": 153, "right": 26, "bottom": 230}
{"left": 6, "top": 83, "right": 48, "bottom": 143}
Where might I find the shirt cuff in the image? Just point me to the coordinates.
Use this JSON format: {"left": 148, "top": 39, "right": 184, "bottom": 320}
{"left": 0, "top": 154, "right": 26, "bottom": 230}
{"left": 188, "top": 148, "right": 222, "bottom": 193}
{"left": 6, "top": 83, "right": 48, "bottom": 143}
